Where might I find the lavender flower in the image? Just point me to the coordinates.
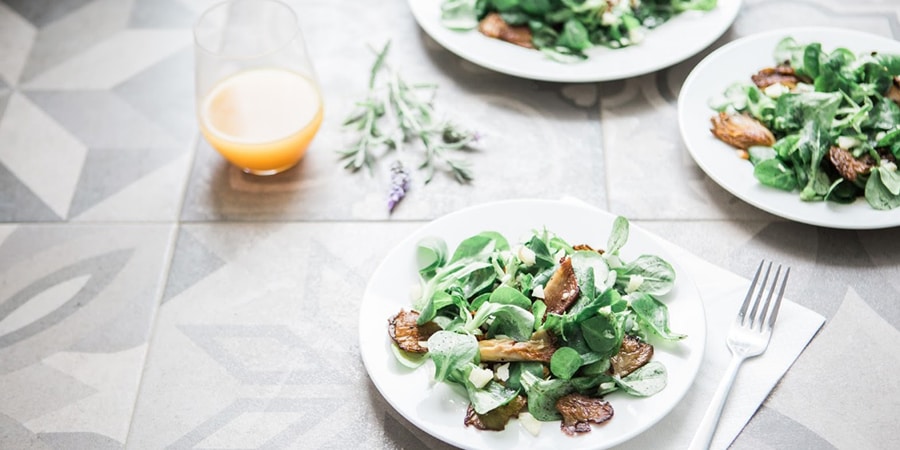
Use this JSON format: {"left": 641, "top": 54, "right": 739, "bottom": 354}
{"left": 388, "top": 161, "right": 411, "bottom": 213}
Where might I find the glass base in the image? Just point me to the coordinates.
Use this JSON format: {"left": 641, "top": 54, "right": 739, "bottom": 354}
{"left": 240, "top": 162, "right": 298, "bottom": 176}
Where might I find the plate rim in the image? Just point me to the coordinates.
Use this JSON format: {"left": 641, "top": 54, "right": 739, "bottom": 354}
{"left": 678, "top": 26, "right": 900, "bottom": 230}
{"left": 406, "top": 0, "right": 743, "bottom": 82}
{"left": 358, "top": 198, "right": 707, "bottom": 450}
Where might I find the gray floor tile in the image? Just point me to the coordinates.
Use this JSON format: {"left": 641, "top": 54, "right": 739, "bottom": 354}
{"left": 2, "top": 0, "right": 95, "bottom": 28}
{"left": 0, "top": 87, "right": 11, "bottom": 126}
{"left": 17, "top": 0, "right": 131, "bottom": 84}
{"left": 0, "top": 223, "right": 175, "bottom": 446}
{"left": 113, "top": 48, "right": 195, "bottom": 145}
{"left": 67, "top": 146, "right": 184, "bottom": 219}
{"left": 23, "top": 90, "right": 181, "bottom": 150}
{"left": 129, "top": 0, "right": 195, "bottom": 28}
{"left": 0, "top": 162, "right": 62, "bottom": 222}
{"left": 130, "top": 222, "right": 419, "bottom": 448}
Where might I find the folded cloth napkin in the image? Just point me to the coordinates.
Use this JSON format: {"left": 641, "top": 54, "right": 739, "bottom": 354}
{"left": 616, "top": 239, "right": 826, "bottom": 449}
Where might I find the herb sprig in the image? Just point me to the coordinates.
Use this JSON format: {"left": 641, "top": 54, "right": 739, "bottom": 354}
{"left": 340, "top": 42, "right": 480, "bottom": 212}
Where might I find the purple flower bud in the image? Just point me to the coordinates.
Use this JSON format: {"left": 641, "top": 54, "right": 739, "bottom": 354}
{"left": 387, "top": 161, "right": 411, "bottom": 213}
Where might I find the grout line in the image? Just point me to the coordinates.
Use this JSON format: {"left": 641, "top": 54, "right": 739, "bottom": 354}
{"left": 123, "top": 221, "right": 180, "bottom": 447}
{"left": 123, "top": 130, "right": 198, "bottom": 446}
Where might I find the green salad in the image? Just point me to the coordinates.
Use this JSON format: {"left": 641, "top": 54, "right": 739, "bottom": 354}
{"left": 709, "top": 37, "right": 900, "bottom": 210}
{"left": 440, "top": 0, "right": 718, "bottom": 62}
{"left": 387, "top": 217, "right": 685, "bottom": 436}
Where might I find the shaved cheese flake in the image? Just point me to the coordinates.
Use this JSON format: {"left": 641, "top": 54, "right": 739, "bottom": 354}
{"left": 468, "top": 366, "right": 493, "bottom": 389}
{"left": 625, "top": 274, "right": 644, "bottom": 293}
{"left": 518, "top": 412, "right": 542, "bottom": 436}
{"left": 495, "top": 363, "right": 510, "bottom": 382}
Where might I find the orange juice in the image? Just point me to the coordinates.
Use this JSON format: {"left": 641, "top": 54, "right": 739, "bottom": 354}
{"left": 199, "top": 68, "right": 323, "bottom": 175}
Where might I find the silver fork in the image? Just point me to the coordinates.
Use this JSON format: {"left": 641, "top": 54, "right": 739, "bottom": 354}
{"left": 688, "top": 260, "right": 790, "bottom": 450}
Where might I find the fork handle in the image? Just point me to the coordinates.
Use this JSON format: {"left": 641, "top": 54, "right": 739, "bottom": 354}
{"left": 688, "top": 354, "right": 746, "bottom": 450}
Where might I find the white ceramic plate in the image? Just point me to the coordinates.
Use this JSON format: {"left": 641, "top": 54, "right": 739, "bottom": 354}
{"left": 406, "top": 0, "right": 741, "bottom": 82}
{"left": 359, "top": 199, "right": 706, "bottom": 450}
{"left": 678, "top": 27, "right": 900, "bottom": 230}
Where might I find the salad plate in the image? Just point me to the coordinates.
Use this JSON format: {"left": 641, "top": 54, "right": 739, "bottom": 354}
{"left": 406, "top": 0, "right": 742, "bottom": 82}
{"left": 678, "top": 27, "right": 900, "bottom": 230}
{"left": 358, "top": 199, "right": 706, "bottom": 450}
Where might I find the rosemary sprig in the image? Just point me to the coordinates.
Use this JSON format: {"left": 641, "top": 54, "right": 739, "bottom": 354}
{"left": 339, "top": 41, "right": 480, "bottom": 209}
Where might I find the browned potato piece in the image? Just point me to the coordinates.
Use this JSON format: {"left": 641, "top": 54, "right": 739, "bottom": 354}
{"left": 609, "top": 335, "right": 653, "bottom": 378}
{"left": 710, "top": 112, "right": 776, "bottom": 151}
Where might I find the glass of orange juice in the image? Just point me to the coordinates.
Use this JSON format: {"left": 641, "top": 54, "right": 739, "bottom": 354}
{"left": 193, "top": 0, "right": 323, "bottom": 175}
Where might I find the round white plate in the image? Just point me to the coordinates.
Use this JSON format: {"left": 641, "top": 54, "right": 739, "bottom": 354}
{"left": 678, "top": 27, "right": 900, "bottom": 230}
{"left": 359, "top": 199, "right": 706, "bottom": 450}
{"left": 406, "top": 0, "right": 742, "bottom": 82}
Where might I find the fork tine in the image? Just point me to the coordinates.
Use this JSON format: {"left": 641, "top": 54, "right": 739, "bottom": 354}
{"left": 746, "top": 261, "right": 772, "bottom": 327}
{"left": 766, "top": 266, "right": 790, "bottom": 329}
{"left": 756, "top": 264, "right": 782, "bottom": 330}
{"left": 738, "top": 260, "right": 766, "bottom": 324}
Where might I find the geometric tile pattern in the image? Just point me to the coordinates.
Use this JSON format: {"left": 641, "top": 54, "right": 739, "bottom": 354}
{"left": 1, "top": 0, "right": 899, "bottom": 448}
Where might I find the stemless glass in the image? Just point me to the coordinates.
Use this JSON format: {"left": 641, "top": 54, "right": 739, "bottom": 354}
{"left": 194, "top": 0, "right": 323, "bottom": 176}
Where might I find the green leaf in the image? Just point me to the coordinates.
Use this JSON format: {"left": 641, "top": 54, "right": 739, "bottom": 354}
{"left": 441, "top": 0, "right": 480, "bottom": 30}
{"left": 369, "top": 42, "right": 391, "bottom": 89}
{"left": 489, "top": 285, "right": 532, "bottom": 310}
{"left": 520, "top": 370, "right": 575, "bottom": 421}
{"left": 748, "top": 145, "right": 777, "bottom": 166}
{"left": 580, "top": 312, "right": 622, "bottom": 357}
{"left": 630, "top": 293, "right": 686, "bottom": 341}
{"left": 619, "top": 255, "right": 676, "bottom": 296}
{"left": 427, "top": 331, "right": 479, "bottom": 384}
{"left": 607, "top": 216, "right": 629, "bottom": 255}
{"left": 557, "top": 19, "right": 592, "bottom": 51}
{"left": 754, "top": 158, "right": 799, "bottom": 191}
{"left": 390, "top": 343, "right": 430, "bottom": 369}
{"left": 506, "top": 361, "right": 544, "bottom": 391}
{"left": 866, "top": 169, "right": 900, "bottom": 210}
{"left": 550, "top": 347, "right": 583, "bottom": 380}
{"left": 468, "top": 302, "right": 535, "bottom": 341}
{"left": 466, "top": 378, "right": 520, "bottom": 414}
{"left": 879, "top": 166, "right": 900, "bottom": 195}
{"left": 416, "top": 236, "right": 448, "bottom": 279}
{"left": 614, "top": 361, "right": 667, "bottom": 397}
{"left": 520, "top": 0, "right": 553, "bottom": 15}
{"left": 673, "top": 0, "right": 718, "bottom": 12}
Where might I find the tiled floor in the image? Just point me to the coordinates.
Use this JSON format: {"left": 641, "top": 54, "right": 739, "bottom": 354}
{"left": 1, "top": 0, "right": 899, "bottom": 449}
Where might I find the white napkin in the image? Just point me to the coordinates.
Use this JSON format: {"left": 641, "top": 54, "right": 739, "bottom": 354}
{"left": 616, "top": 240, "right": 826, "bottom": 449}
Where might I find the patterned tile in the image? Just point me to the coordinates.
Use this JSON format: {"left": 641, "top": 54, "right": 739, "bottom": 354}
{"left": 161, "top": 228, "right": 226, "bottom": 303}
{"left": 129, "top": 0, "right": 195, "bottom": 28}
{"left": 24, "top": 90, "right": 181, "bottom": 150}
{"left": 3, "top": 182, "right": 53, "bottom": 225}
{"left": 129, "top": 222, "right": 418, "bottom": 447}
{"left": 0, "top": 92, "right": 87, "bottom": 220}
{"left": 112, "top": 47, "right": 195, "bottom": 145}
{"left": 0, "top": 84, "right": 11, "bottom": 125}
{"left": 17, "top": 0, "right": 131, "bottom": 85}
{"left": 66, "top": 146, "right": 186, "bottom": 220}
{"left": 1, "top": 0, "right": 95, "bottom": 29}
{"left": 765, "top": 288, "right": 900, "bottom": 449}
{"left": 0, "top": 1, "right": 35, "bottom": 86}
{"left": 21, "top": 29, "right": 191, "bottom": 90}
{"left": 732, "top": 406, "right": 837, "bottom": 450}
{"left": 0, "top": 223, "right": 174, "bottom": 446}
